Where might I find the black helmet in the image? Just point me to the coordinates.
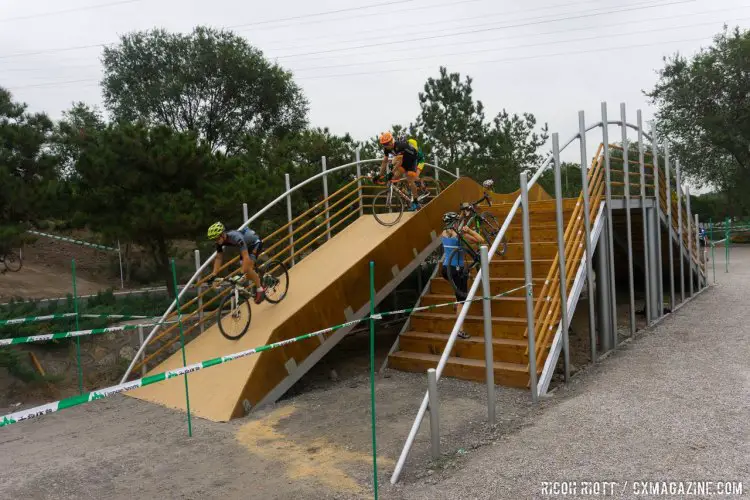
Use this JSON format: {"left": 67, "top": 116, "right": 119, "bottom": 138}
{"left": 442, "top": 211, "right": 459, "bottom": 227}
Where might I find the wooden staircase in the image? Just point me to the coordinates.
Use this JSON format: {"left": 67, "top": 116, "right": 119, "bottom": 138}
{"left": 388, "top": 198, "right": 579, "bottom": 388}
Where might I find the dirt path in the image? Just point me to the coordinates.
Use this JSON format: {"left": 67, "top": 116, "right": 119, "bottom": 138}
{"left": 0, "top": 263, "right": 109, "bottom": 301}
{"left": 0, "top": 250, "right": 747, "bottom": 499}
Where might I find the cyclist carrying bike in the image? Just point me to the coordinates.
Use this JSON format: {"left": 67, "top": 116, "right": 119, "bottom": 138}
{"left": 207, "top": 222, "right": 265, "bottom": 304}
{"left": 440, "top": 211, "right": 485, "bottom": 339}
{"left": 407, "top": 137, "right": 431, "bottom": 199}
{"left": 376, "top": 131, "right": 422, "bottom": 211}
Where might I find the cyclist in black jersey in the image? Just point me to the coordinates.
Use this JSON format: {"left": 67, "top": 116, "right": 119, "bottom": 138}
{"left": 207, "top": 222, "right": 265, "bottom": 304}
{"left": 377, "top": 131, "right": 421, "bottom": 210}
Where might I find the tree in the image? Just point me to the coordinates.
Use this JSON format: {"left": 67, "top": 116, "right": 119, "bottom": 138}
{"left": 646, "top": 26, "right": 750, "bottom": 216}
{"left": 417, "top": 67, "right": 487, "bottom": 171}
{"left": 476, "top": 111, "right": 549, "bottom": 192}
{"left": 101, "top": 26, "right": 309, "bottom": 153}
{"left": 0, "top": 87, "right": 58, "bottom": 250}
{"left": 537, "top": 162, "right": 583, "bottom": 198}
{"left": 74, "top": 122, "right": 236, "bottom": 295}
{"left": 53, "top": 102, "right": 105, "bottom": 179}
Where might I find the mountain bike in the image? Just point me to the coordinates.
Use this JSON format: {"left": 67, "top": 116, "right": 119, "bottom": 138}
{"left": 458, "top": 183, "right": 507, "bottom": 256}
{"left": 368, "top": 171, "right": 423, "bottom": 226}
{"left": 214, "top": 257, "right": 289, "bottom": 340}
{"left": 0, "top": 250, "right": 22, "bottom": 273}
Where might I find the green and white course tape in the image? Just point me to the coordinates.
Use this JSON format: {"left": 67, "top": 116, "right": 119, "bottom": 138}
{"left": 0, "top": 319, "right": 367, "bottom": 427}
{"left": 0, "top": 283, "right": 532, "bottom": 427}
{"left": 0, "top": 321, "right": 176, "bottom": 346}
{"left": 0, "top": 313, "right": 78, "bottom": 327}
{"left": 370, "top": 283, "right": 530, "bottom": 320}
{"left": 27, "top": 230, "right": 118, "bottom": 252}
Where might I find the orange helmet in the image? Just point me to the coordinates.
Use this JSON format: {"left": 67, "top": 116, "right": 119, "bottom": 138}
{"left": 379, "top": 131, "right": 393, "bottom": 145}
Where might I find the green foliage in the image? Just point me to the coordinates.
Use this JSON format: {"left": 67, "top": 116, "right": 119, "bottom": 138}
{"left": 101, "top": 26, "right": 309, "bottom": 153}
{"left": 537, "top": 162, "right": 584, "bottom": 198}
{"left": 646, "top": 26, "right": 750, "bottom": 216}
{"left": 415, "top": 66, "right": 548, "bottom": 189}
{"left": 74, "top": 122, "right": 236, "bottom": 294}
{"left": 0, "top": 87, "right": 59, "bottom": 251}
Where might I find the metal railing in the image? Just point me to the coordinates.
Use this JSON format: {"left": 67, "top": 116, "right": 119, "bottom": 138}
{"left": 390, "top": 103, "right": 710, "bottom": 484}
{"left": 122, "top": 156, "right": 457, "bottom": 382}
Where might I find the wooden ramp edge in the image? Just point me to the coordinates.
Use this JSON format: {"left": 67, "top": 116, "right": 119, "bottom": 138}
{"left": 127, "top": 177, "right": 501, "bottom": 422}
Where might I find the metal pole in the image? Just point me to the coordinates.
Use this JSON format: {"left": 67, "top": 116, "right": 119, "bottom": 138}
{"left": 695, "top": 214, "right": 702, "bottom": 289}
{"left": 284, "top": 173, "right": 295, "bottom": 266}
{"left": 676, "top": 160, "right": 685, "bottom": 303}
{"left": 117, "top": 240, "right": 124, "bottom": 289}
{"left": 427, "top": 368, "right": 440, "bottom": 459}
{"left": 595, "top": 221, "right": 612, "bottom": 352}
{"left": 552, "top": 133, "right": 570, "bottom": 382}
{"left": 242, "top": 203, "right": 249, "bottom": 223}
{"left": 194, "top": 249, "right": 204, "bottom": 335}
{"left": 138, "top": 325, "right": 146, "bottom": 377}
{"left": 355, "top": 148, "right": 364, "bottom": 217}
{"left": 686, "top": 187, "right": 694, "bottom": 297}
{"left": 636, "top": 109, "right": 653, "bottom": 324}
{"left": 434, "top": 154, "right": 440, "bottom": 191}
{"left": 520, "top": 172, "right": 538, "bottom": 402}
{"left": 322, "top": 156, "right": 331, "bottom": 241}
{"left": 626, "top": 108, "right": 640, "bottom": 333}
{"left": 650, "top": 118, "right": 664, "bottom": 317}
{"left": 368, "top": 261, "right": 379, "bottom": 499}
{"left": 579, "top": 111, "right": 597, "bottom": 362}
{"left": 710, "top": 219, "right": 716, "bottom": 284}
{"left": 455, "top": 167, "right": 460, "bottom": 179}
{"left": 664, "top": 143, "right": 676, "bottom": 311}
{"left": 170, "top": 259, "right": 192, "bottom": 437}
{"left": 480, "top": 245, "right": 495, "bottom": 423}
{"left": 601, "top": 103, "right": 617, "bottom": 348}
{"left": 72, "top": 259, "right": 83, "bottom": 395}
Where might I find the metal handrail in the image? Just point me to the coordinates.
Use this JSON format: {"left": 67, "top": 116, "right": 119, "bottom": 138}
{"left": 121, "top": 156, "right": 456, "bottom": 382}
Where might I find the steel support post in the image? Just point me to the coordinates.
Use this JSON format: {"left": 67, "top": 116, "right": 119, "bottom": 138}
{"left": 601, "top": 103, "right": 618, "bottom": 348}
{"left": 194, "top": 249, "right": 204, "bottom": 335}
{"left": 686, "top": 186, "right": 694, "bottom": 297}
{"left": 595, "top": 213, "right": 613, "bottom": 352}
{"left": 322, "top": 156, "right": 331, "bottom": 240}
{"left": 355, "top": 149, "right": 364, "bottom": 217}
{"left": 427, "top": 368, "right": 440, "bottom": 459}
{"left": 285, "top": 173, "right": 295, "bottom": 266}
{"left": 552, "top": 133, "right": 570, "bottom": 382}
{"left": 579, "top": 111, "right": 597, "bottom": 362}
{"left": 480, "top": 245, "right": 495, "bottom": 424}
{"left": 676, "top": 160, "right": 685, "bottom": 303}
{"left": 664, "top": 143, "right": 676, "bottom": 311}
{"left": 520, "top": 172, "right": 538, "bottom": 402}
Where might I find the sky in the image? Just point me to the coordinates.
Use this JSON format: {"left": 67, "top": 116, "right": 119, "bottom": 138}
{"left": 1, "top": 0, "right": 749, "bottom": 180}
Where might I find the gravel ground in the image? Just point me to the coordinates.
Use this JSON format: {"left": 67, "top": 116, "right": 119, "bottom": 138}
{"left": 0, "top": 248, "right": 747, "bottom": 499}
{"left": 392, "top": 247, "right": 750, "bottom": 499}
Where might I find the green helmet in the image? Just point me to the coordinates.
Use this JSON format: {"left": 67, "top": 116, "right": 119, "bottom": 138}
{"left": 207, "top": 222, "right": 225, "bottom": 240}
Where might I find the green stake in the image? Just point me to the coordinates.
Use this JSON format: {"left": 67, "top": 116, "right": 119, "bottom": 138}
{"left": 171, "top": 259, "right": 193, "bottom": 437}
{"left": 369, "top": 261, "right": 379, "bottom": 499}
{"left": 72, "top": 260, "right": 83, "bottom": 394}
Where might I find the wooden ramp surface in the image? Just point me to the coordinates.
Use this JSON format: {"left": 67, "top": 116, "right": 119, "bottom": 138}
{"left": 128, "top": 213, "right": 415, "bottom": 422}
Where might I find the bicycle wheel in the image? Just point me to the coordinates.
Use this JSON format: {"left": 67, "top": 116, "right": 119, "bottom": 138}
{"left": 3, "top": 252, "right": 22, "bottom": 272}
{"left": 372, "top": 188, "right": 404, "bottom": 226}
{"left": 261, "top": 259, "right": 289, "bottom": 304}
{"left": 478, "top": 212, "right": 507, "bottom": 256}
{"left": 217, "top": 288, "right": 252, "bottom": 340}
{"left": 445, "top": 247, "right": 475, "bottom": 301}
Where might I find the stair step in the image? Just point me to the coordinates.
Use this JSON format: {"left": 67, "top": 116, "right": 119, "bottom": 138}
{"left": 388, "top": 351, "right": 529, "bottom": 388}
{"left": 398, "top": 331, "right": 528, "bottom": 364}
{"left": 499, "top": 242, "right": 558, "bottom": 259}
{"left": 438, "top": 259, "right": 555, "bottom": 279}
{"left": 410, "top": 312, "right": 527, "bottom": 338}
{"left": 429, "top": 277, "right": 545, "bottom": 296}
{"left": 421, "top": 294, "right": 531, "bottom": 317}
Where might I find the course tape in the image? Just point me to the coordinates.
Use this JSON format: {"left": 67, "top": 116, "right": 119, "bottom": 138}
{"left": 370, "top": 284, "right": 530, "bottom": 320}
{"left": 0, "top": 313, "right": 154, "bottom": 327}
{"left": 0, "top": 283, "right": 531, "bottom": 428}
{"left": 0, "top": 321, "right": 177, "bottom": 346}
{"left": 27, "top": 230, "right": 118, "bottom": 252}
{"left": 0, "top": 319, "right": 367, "bottom": 427}
{"left": 0, "top": 313, "right": 78, "bottom": 327}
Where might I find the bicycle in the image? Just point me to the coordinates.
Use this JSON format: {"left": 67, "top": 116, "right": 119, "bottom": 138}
{"left": 458, "top": 181, "right": 507, "bottom": 256}
{"left": 0, "top": 250, "right": 22, "bottom": 273}
{"left": 368, "top": 171, "right": 422, "bottom": 226}
{"left": 214, "top": 256, "right": 290, "bottom": 340}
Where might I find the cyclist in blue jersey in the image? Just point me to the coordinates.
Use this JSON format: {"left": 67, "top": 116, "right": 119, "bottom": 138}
{"left": 207, "top": 222, "right": 265, "bottom": 304}
{"left": 440, "top": 211, "right": 485, "bottom": 339}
